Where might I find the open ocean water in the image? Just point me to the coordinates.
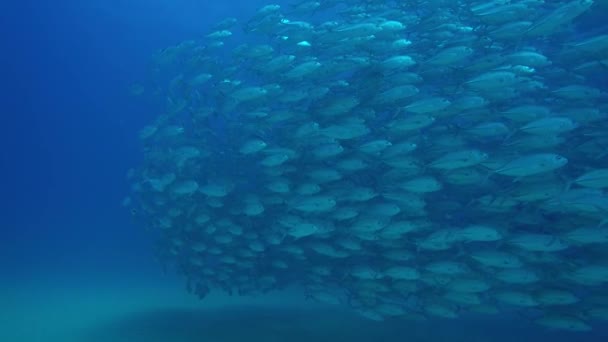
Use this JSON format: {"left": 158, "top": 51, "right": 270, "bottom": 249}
{"left": 2, "top": 0, "right": 608, "bottom": 341}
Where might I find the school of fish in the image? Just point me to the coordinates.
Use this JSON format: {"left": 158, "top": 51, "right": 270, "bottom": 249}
{"left": 124, "top": 0, "right": 608, "bottom": 332}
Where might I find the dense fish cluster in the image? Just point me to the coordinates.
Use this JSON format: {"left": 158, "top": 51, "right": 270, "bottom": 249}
{"left": 125, "top": 0, "right": 608, "bottom": 332}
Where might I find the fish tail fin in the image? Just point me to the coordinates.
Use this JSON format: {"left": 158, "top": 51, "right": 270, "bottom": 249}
{"left": 481, "top": 169, "right": 495, "bottom": 185}
{"left": 455, "top": 243, "right": 466, "bottom": 258}
{"left": 501, "top": 129, "right": 518, "bottom": 145}
{"left": 562, "top": 176, "right": 574, "bottom": 193}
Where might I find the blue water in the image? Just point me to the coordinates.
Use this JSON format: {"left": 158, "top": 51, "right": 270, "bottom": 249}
{"left": 2, "top": 1, "right": 608, "bottom": 341}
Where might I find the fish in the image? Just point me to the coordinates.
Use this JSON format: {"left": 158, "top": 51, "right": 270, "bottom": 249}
{"left": 492, "top": 154, "right": 568, "bottom": 177}
{"left": 127, "top": 0, "right": 605, "bottom": 332}
{"left": 508, "top": 233, "right": 570, "bottom": 252}
{"left": 519, "top": 117, "right": 578, "bottom": 136}
{"left": 574, "top": 169, "right": 608, "bottom": 189}
{"left": 239, "top": 139, "right": 267, "bottom": 154}
{"left": 535, "top": 315, "right": 591, "bottom": 332}
{"left": 289, "top": 195, "right": 337, "bottom": 213}
{"left": 429, "top": 149, "right": 488, "bottom": 170}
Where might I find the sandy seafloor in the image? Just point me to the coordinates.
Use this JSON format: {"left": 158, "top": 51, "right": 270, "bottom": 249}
{"left": 3, "top": 267, "right": 608, "bottom": 342}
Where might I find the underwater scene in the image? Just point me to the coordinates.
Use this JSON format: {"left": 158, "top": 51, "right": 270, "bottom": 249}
{"left": 3, "top": 0, "right": 608, "bottom": 341}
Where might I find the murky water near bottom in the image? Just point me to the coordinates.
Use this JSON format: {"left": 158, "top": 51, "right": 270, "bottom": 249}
{"left": 3, "top": 277, "right": 607, "bottom": 342}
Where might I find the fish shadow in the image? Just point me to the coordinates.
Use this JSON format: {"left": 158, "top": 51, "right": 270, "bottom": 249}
{"left": 79, "top": 304, "right": 606, "bottom": 342}
{"left": 81, "top": 305, "right": 430, "bottom": 342}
